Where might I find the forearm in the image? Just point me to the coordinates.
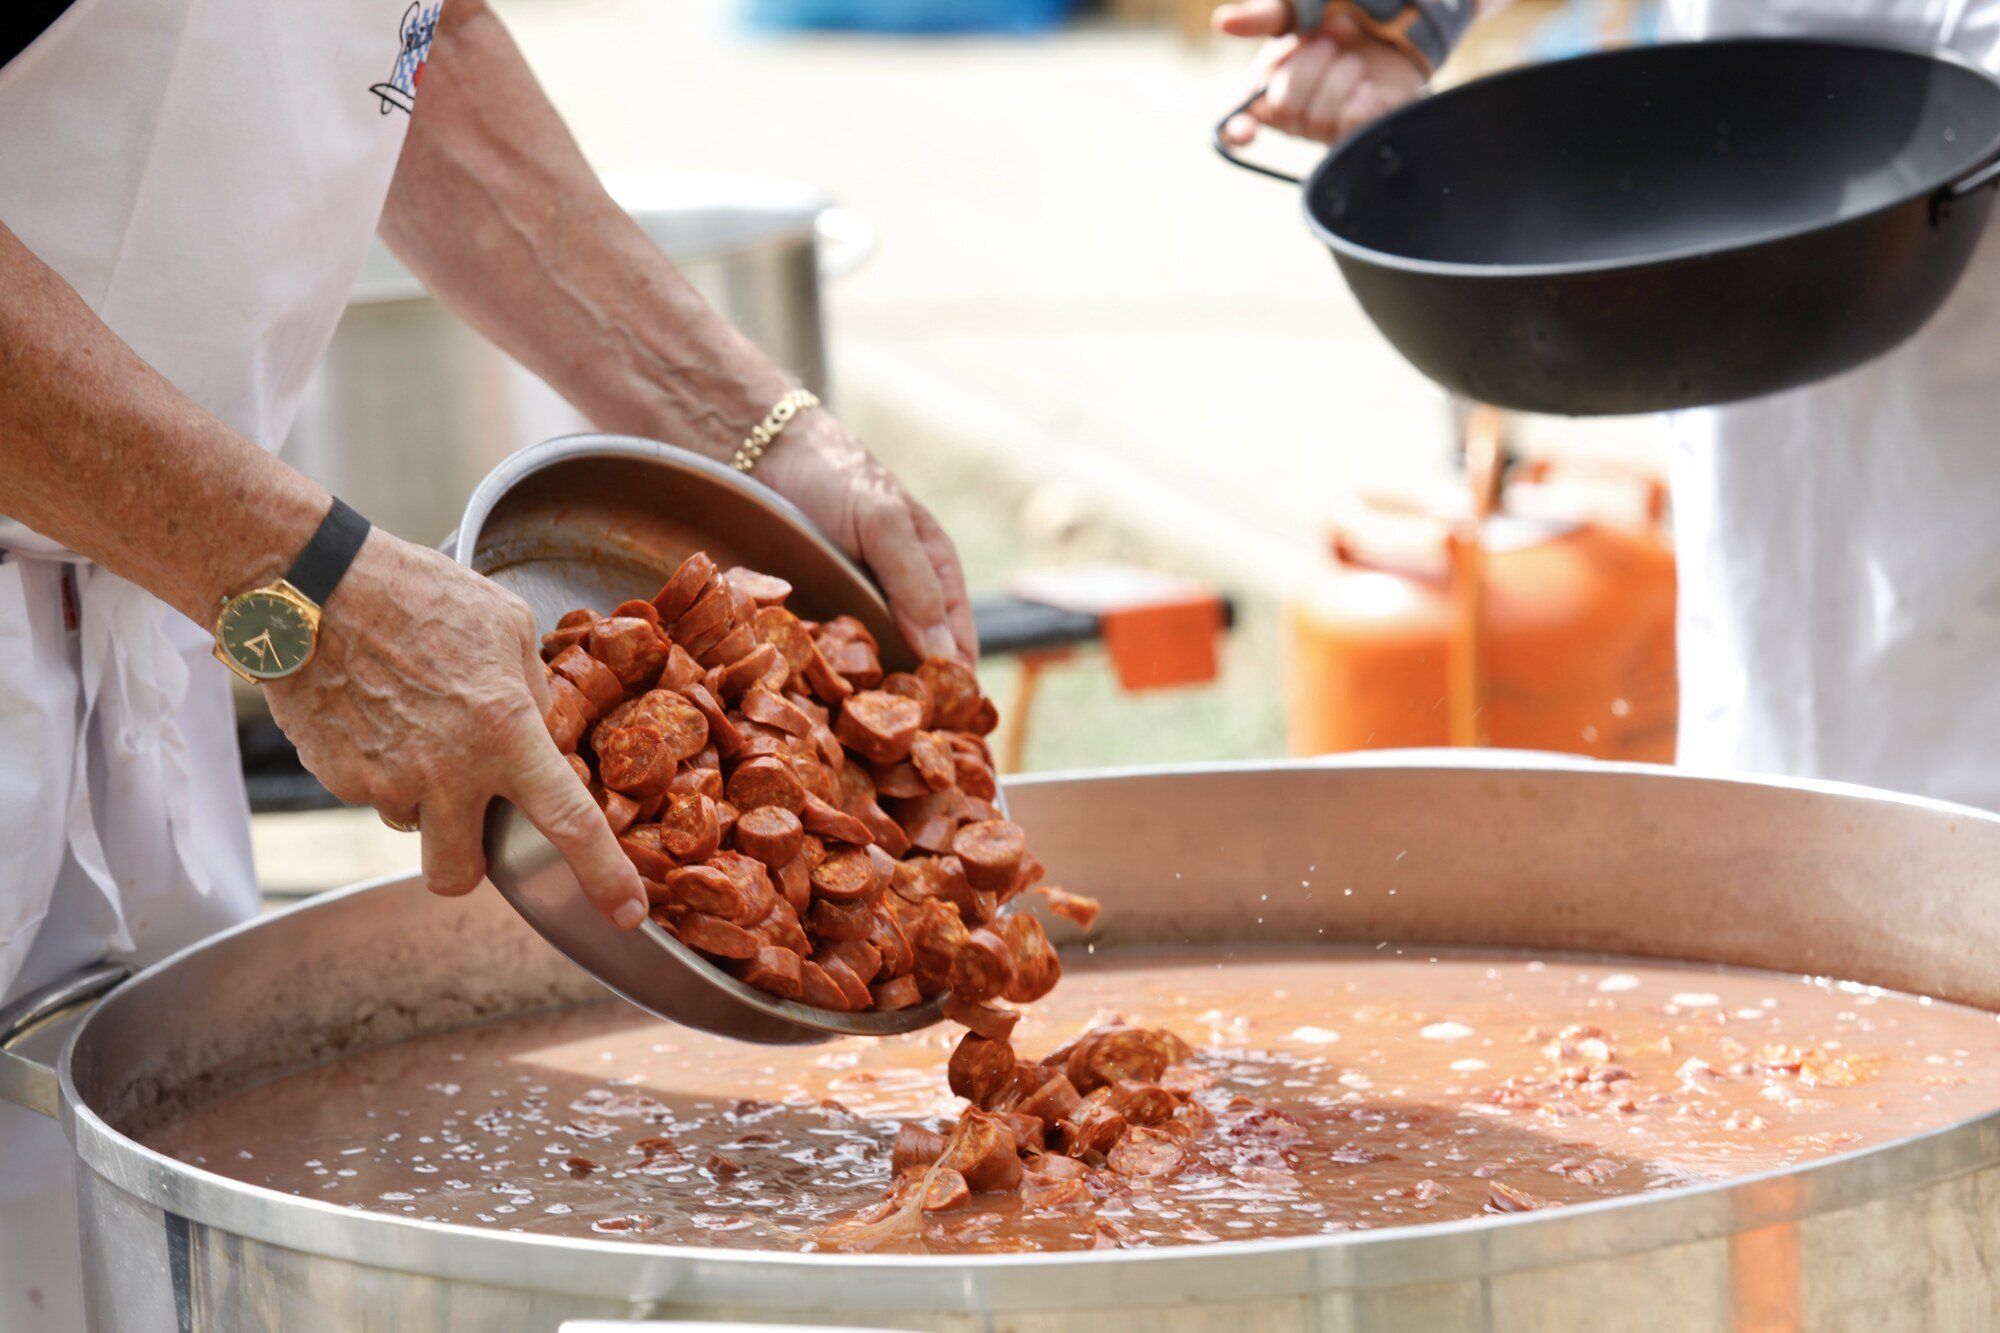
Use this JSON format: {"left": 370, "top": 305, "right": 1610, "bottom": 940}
{"left": 378, "top": 0, "right": 790, "bottom": 465}
{"left": 0, "top": 220, "right": 327, "bottom": 623}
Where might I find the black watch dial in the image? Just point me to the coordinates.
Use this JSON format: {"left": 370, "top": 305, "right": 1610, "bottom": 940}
{"left": 218, "top": 590, "right": 317, "bottom": 680}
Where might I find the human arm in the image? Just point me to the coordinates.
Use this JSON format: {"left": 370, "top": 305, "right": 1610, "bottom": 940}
{"left": 0, "top": 220, "right": 646, "bottom": 925}
{"left": 377, "top": 0, "right": 976, "bottom": 662}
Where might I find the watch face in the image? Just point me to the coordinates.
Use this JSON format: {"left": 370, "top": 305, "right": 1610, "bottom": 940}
{"left": 218, "top": 590, "right": 317, "bottom": 680}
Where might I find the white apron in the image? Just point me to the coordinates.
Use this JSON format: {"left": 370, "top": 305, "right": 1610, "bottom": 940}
{"left": 0, "top": 1, "right": 437, "bottom": 1325}
{"left": 1663, "top": 0, "right": 2000, "bottom": 811}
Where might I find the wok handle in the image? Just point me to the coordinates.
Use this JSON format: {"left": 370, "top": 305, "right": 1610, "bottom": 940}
{"left": 0, "top": 960, "right": 131, "bottom": 1118}
{"left": 1213, "top": 86, "right": 1305, "bottom": 185}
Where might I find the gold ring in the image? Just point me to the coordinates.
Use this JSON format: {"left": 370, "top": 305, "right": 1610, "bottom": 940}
{"left": 379, "top": 811, "right": 420, "bottom": 833}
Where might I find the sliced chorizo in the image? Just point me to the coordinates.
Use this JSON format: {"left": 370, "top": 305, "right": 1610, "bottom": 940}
{"left": 697, "top": 622, "right": 757, "bottom": 669}
{"left": 869, "top": 975, "right": 923, "bottom": 1012}
{"left": 949, "top": 1032, "right": 1017, "bottom": 1107}
{"left": 892, "top": 1124, "right": 949, "bottom": 1173}
{"left": 818, "top": 634, "right": 883, "bottom": 691}
{"left": 627, "top": 690, "right": 710, "bottom": 762}
{"left": 753, "top": 898, "right": 811, "bottom": 955}
{"left": 550, "top": 645, "right": 626, "bottom": 717}
{"left": 587, "top": 616, "right": 668, "bottom": 689}
{"left": 677, "top": 682, "right": 743, "bottom": 758}
{"left": 722, "top": 566, "right": 793, "bottom": 608}
{"left": 669, "top": 585, "right": 736, "bottom": 660}
{"left": 798, "top": 959, "right": 857, "bottom": 1012}
{"left": 856, "top": 802, "right": 911, "bottom": 858}
{"left": 540, "top": 623, "right": 591, "bottom": 659}
{"left": 953, "top": 819, "right": 1026, "bottom": 892}
{"left": 808, "top": 896, "right": 876, "bottom": 942}
{"left": 619, "top": 832, "right": 675, "bottom": 882}
{"left": 908, "top": 732, "right": 959, "bottom": 791}
{"left": 834, "top": 690, "right": 923, "bottom": 764}
{"left": 878, "top": 672, "right": 935, "bottom": 729}
{"left": 868, "top": 905, "right": 916, "bottom": 979}
{"left": 657, "top": 642, "right": 706, "bottom": 693}
{"left": 658, "top": 792, "right": 722, "bottom": 862}
{"left": 658, "top": 863, "right": 755, "bottom": 921}
{"left": 752, "top": 606, "right": 816, "bottom": 678}
{"left": 599, "top": 789, "right": 641, "bottom": 836}
{"left": 774, "top": 852, "right": 812, "bottom": 915}
{"left": 819, "top": 938, "right": 882, "bottom": 986}
{"left": 1038, "top": 886, "right": 1102, "bottom": 931}
{"left": 916, "top": 655, "right": 981, "bottom": 731}
{"left": 674, "top": 911, "right": 762, "bottom": 960}
{"left": 944, "top": 995, "right": 1020, "bottom": 1042}
{"left": 611, "top": 598, "right": 661, "bottom": 625}
{"left": 734, "top": 946, "right": 804, "bottom": 1001}
{"left": 667, "top": 764, "right": 725, "bottom": 804}
{"left": 732, "top": 805, "right": 804, "bottom": 867}
{"left": 543, "top": 679, "right": 590, "bottom": 754}
{"left": 810, "top": 844, "right": 885, "bottom": 905}
{"left": 869, "top": 760, "right": 930, "bottom": 801}
{"left": 707, "top": 851, "right": 778, "bottom": 923}
{"left": 818, "top": 954, "right": 874, "bottom": 1011}
{"left": 997, "top": 911, "right": 1061, "bottom": 1004}
{"left": 725, "top": 754, "right": 806, "bottom": 814}
{"left": 739, "top": 686, "right": 814, "bottom": 738}
{"left": 950, "top": 928, "right": 1014, "bottom": 1004}
{"left": 799, "top": 795, "right": 872, "bottom": 846}
{"left": 651, "top": 552, "right": 716, "bottom": 623}
{"left": 713, "top": 642, "right": 782, "bottom": 702}
{"left": 597, "top": 726, "right": 677, "bottom": 798}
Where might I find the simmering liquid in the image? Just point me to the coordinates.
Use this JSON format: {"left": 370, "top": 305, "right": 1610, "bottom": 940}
{"left": 145, "top": 948, "right": 2000, "bottom": 1252}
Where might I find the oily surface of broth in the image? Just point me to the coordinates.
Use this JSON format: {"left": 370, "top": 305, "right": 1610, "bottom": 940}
{"left": 145, "top": 948, "right": 2000, "bottom": 1252}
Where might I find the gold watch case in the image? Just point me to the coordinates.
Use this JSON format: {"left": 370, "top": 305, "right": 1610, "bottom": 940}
{"left": 213, "top": 579, "right": 322, "bottom": 684}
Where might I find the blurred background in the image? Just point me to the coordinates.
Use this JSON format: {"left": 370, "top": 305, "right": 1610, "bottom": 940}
{"left": 255, "top": 0, "right": 1676, "bottom": 896}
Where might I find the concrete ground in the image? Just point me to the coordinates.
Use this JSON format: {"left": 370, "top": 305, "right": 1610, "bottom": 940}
{"left": 255, "top": 1, "right": 1665, "bottom": 896}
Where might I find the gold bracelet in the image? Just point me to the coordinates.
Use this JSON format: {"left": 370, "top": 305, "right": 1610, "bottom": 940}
{"left": 731, "top": 388, "right": 820, "bottom": 474}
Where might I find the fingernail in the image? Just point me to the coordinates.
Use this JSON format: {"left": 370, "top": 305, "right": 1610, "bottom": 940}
{"left": 613, "top": 899, "right": 646, "bottom": 929}
{"left": 923, "top": 626, "right": 958, "bottom": 659}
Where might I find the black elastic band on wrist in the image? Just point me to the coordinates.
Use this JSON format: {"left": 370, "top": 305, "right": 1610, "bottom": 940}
{"left": 283, "top": 497, "right": 372, "bottom": 608}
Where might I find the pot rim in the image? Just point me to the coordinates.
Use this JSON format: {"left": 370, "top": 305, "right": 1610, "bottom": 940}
{"left": 56, "top": 754, "right": 2000, "bottom": 1307}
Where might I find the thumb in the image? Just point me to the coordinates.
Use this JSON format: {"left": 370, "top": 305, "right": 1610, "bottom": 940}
{"left": 506, "top": 735, "right": 648, "bottom": 929}
{"left": 1213, "top": 0, "right": 1294, "bottom": 37}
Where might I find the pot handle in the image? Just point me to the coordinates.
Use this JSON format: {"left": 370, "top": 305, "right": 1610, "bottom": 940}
{"left": 1213, "top": 86, "right": 1305, "bottom": 185}
{"left": 0, "top": 960, "right": 131, "bottom": 1118}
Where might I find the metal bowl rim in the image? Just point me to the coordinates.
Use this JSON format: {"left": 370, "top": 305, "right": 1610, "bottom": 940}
{"left": 53, "top": 756, "right": 2000, "bottom": 1304}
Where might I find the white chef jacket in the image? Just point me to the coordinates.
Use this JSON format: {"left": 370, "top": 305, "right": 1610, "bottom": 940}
{"left": 0, "top": 1, "right": 438, "bottom": 1326}
{"left": 1663, "top": 0, "right": 2000, "bottom": 810}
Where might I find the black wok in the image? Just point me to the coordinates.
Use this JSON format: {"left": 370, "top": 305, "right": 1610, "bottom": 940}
{"left": 1216, "top": 38, "right": 2000, "bottom": 415}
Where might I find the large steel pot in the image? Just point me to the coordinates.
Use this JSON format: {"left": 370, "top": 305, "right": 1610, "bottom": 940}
{"left": 281, "top": 171, "right": 873, "bottom": 548}
{"left": 10, "top": 754, "right": 2000, "bottom": 1331}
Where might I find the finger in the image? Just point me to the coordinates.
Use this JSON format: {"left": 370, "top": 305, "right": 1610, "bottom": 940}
{"left": 1221, "top": 111, "right": 1261, "bottom": 146}
{"left": 1213, "top": 0, "right": 1293, "bottom": 37}
{"left": 911, "top": 502, "right": 979, "bottom": 661}
{"left": 1304, "top": 51, "right": 1366, "bottom": 141}
{"left": 860, "top": 499, "right": 958, "bottom": 660}
{"left": 505, "top": 734, "right": 646, "bottom": 928}
{"left": 1266, "top": 39, "right": 1335, "bottom": 139}
{"left": 419, "top": 794, "right": 490, "bottom": 898}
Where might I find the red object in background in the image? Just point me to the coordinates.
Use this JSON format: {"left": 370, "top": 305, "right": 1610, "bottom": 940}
{"left": 1283, "top": 445, "right": 1678, "bottom": 764}
{"left": 1010, "top": 566, "right": 1227, "bottom": 693}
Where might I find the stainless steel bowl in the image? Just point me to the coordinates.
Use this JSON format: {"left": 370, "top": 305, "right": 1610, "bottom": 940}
{"left": 452, "top": 434, "right": 946, "bottom": 1043}
{"left": 11, "top": 756, "right": 2000, "bottom": 1330}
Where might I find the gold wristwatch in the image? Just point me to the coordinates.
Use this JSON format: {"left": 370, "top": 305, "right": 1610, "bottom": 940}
{"left": 213, "top": 498, "right": 372, "bottom": 684}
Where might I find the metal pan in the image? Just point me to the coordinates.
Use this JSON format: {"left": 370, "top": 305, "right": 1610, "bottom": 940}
{"left": 1217, "top": 38, "right": 2000, "bottom": 415}
{"left": 451, "top": 434, "right": 946, "bottom": 1044}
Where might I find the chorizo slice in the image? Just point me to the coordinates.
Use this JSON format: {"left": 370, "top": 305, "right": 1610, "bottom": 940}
{"left": 869, "top": 974, "right": 923, "bottom": 1012}
{"left": 740, "top": 686, "right": 815, "bottom": 738}
{"left": 657, "top": 642, "right": 706, "bottom": 693}
{"left": 597, "top": 726, "right": 677, "bottom": 798}
{"left": 878, "top": 672, "right": 935, "bottom": 729}
{"left": 611, "top": 598, "right": 661, "bottom": 625}
{"left": 674, "top": 911, "right": 762, "bottom": 960}
{"left": 1015, "top": 1071, "right": 1083, "bottom": 1125}
{"left": 550, "top": 645, "right": 626, "bottom": 717}
{"left": 733, "top": 946, "right": 804, "bottom": 1001}
{"left": 868, "top": 905, "right": 916, "bottom": 979}
{"left": 587, "top": 616, "right": 669, "bottom": 689}
{"left": 916, "top": 655, "right": 982, "bottom": 731}
{"left": 732, "top": 805, "right": 804, "bottom": 867}
{"left": 950, "top": 928, "right": 1014, "bottom": 1004}
{"left": 819, "top": 938, "right": 882, "bottom": 986}
{"left": 997, "top": 911, "right": 1061, "bottom": 1004}
{"left": 658, "top": 791, "right": 722, "bottom": 862}
{"left": 714, "top": 799, "right": 740, "bottom": 841}
{"left": 907, "top": 899, "right": 970, "bottom": 996}
{"left": 677, "top": 682, "right": 743, "bottom": 758}
{"left": 857, "top": 802, "right": 910, "bottom": 858}
{"left": 1107, "top": 1080, "right": 1178, "bottom": 1127}
{"left": 948, "top": 1032, "right": 1017, "bottom": 1107}
{"left": 1038, "top": 886, "right": 1102, "bottom": 931}
{"left": 754, "top": 898, "right": 811, "bottom": 955}
{"left": 668, "top": 764, "right": 725, "bottom": 804}
{"left": 953, "top": 750, "right": 999, "bottom": 802}
{"left": 774, "top": 852, "right": 813, "bottom": 915}
{"left": 669, "top": 585, "right": 737, "bottom": 660}
{"left": 651, "top": 551, "right": 716, "bottom": 623}
{"left": 799, "top": 795, "right": 873, "bottom": 846}
{"left": 908, "top": 732, "right": 959, "bottom": 792}
{"left": 722, "top": 566, "right": 793, "bottom": 608}
{"left": 869, "top": 760, "right": 930, "bottom": 801}
{"left": 994, "top": 1111, "right": 1047, "bottom": 1155}
{"left": 944, "top": 995, "right": 1020, "bottom": 1042}
{"left": 599, "top": 789, "right": 641, "bottom": 836}
{"left": 798, "top": 960, "right": 857, "bottom": 1012}
{"left": 891, "top": 1124, "right": 949, "bottom": 1173}
{"left": 543, "top": 679, "right": 591, "bottom": 754}
{"left": 834, "top": 691, "right": 923, "bottom": 765}
{"left": 892, "top": 788, "right": 969, "bottom": 855}
{"left": 697, "top": 622, "right": 757, "bottom": 669}
{"left": 810, "top": 845, "right": 886, "bottom": 906}
{"left": 557, "top": 608, "right": 598, "bottom": 630}
{"left": 818, "top": 634, "right": 883, "bottom": 691}
{"left": 817, "top": 614, "right": 879, "bottom": 651}
{"left": 1107, "top": 1125, "right": 1189, "bottom": 1180}
{"left": 658, "top": 863, "right": 756, "bottom": 921}
{"left": 540, "top": 624, "right": 591, "bottom": 660}
{"left": 802, "top": 643, "right": 854, "bottom": 706}
{"left": 714, "top": 642, "right": 782, "bottom": 702}
{"left": 725, "top": 754, "right": 806, "bottom": 814}
{"left": 627, "top": 690, "right": 711, "bottom": 763}
{"left": 953, "top": 819, "right": 1026, "bottom": 893}
{"left": 964, "top": 695, "right": 1000, "bottom": 737}
{"left": 941, "top": 1110, "right": 1024, "bottom": 1193}
{"left": 786, "top": 690, "right": 832, "bottom": 730}
{"left": 818, "top": 954, "right": 874, "bottom": 1011}
{"left": 620, "top": 832, "right": 676, "bottom": 882}
{"left": 707, "top": 851, "right": 779, "bottom": 923}
{"left": 752, "top": 606, "right": 816, "bottom": 679}
{"left": 808, "top": 896, "right": 876, "bottom": 942}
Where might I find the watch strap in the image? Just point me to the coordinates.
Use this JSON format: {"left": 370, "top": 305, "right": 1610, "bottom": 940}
{"left": 1295, "top": 0, "right": 1473, "bottom": 74}
{"left": 283, "top": 497, "right": 372, "bottom": 608}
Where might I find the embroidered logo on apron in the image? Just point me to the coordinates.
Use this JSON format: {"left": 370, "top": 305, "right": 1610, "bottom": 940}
{"left": 369, "top": 3, "right": 442, "bottom": 115}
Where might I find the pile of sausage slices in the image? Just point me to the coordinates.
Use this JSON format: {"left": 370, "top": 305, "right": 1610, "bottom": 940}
{"left": 542, "top": 551, "right": 1207, "bottom": 1245}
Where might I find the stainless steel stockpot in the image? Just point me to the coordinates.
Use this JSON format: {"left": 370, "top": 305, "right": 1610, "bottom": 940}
{"left": 10, "top": 754, "right": 2000, "bottom": 1331}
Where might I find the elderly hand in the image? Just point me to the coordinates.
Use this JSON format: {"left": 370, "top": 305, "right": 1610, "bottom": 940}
{"left": 1214, "top": 0, "right": 1428, "bottom": 146}
{"left": 754, "top": 412, "right": 979, "bottom": 664}
{"left": 264, "top": 533, "right": 648, "bottom": 926}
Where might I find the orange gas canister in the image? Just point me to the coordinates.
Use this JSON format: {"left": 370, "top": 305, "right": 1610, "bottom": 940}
{"left": 1283, "top": 464, "right": 1677, "bottom": 762}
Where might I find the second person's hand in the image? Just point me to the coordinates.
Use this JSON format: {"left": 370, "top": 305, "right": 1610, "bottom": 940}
{"left": 1214, "top": 0, "right": 1428, "bottom": 146}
